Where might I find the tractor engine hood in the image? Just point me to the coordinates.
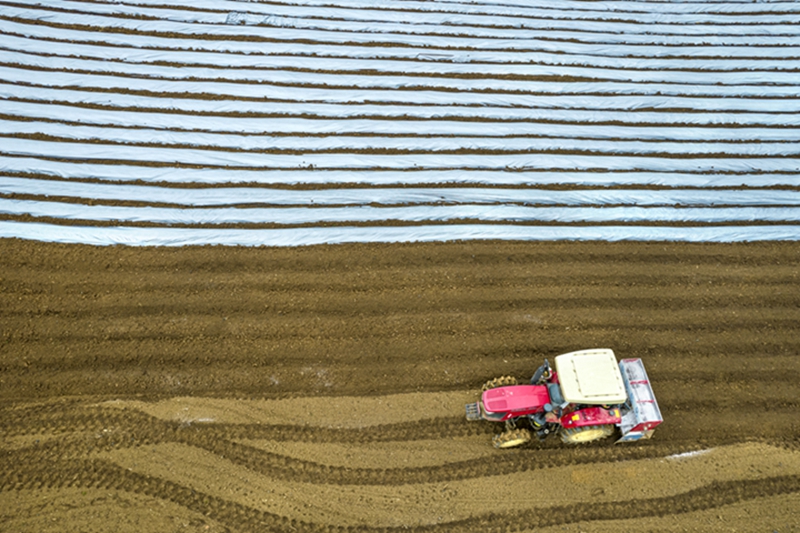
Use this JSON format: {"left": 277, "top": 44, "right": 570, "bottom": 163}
{"left": 482, "top": 385, "right": 550, "bottom": 415}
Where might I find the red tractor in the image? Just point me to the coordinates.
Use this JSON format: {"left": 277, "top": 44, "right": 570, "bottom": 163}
{"left": 465, "top": 349, "right": 662, "bottom": 448}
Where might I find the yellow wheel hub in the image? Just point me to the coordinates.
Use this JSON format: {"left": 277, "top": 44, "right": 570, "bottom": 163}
{"left": 561, "top": 425, "right": 613, "bottom": 444}
{"left": 496, "top": 436, "right": 528, "bottom": 448}
{"left": 492, "top": 429, "right": 532, "bottom": 449}
{"left": 568, "top": 428, "right": 605, "bottom": 442}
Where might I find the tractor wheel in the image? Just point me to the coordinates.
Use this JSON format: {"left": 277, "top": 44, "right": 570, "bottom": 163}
{"left": 482, "top": 376, "right": 518, "bottom": 391}
{"left": 560, "top": 425, "right": 615, "bottom": 445}
{"left": 492, "top": 428, "right": 532, "bottom": 449}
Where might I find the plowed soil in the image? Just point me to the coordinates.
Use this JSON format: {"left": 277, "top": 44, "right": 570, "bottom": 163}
{"left": 1, "top": 239, "right": 799, "bottom": 532}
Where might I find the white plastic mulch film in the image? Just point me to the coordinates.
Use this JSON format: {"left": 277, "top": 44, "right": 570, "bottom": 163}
{"left": 1, "top": 0, "right": 799, "bottom": 246}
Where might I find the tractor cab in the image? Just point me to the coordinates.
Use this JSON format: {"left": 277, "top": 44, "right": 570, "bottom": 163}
{"left": 554, "top": 348, "right": 627, "bottom": 406}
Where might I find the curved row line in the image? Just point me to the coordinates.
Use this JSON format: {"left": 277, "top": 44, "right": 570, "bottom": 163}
{"left": 3, "top": 457, "right": 798, "bottom": 532}
{"left": 5, "top": 177, "right": 798, "bottom": 207}
{"left": 9, "top": 44, "right": 800, "bottom": 80}
{"left": 1, "top": 400, "right": 794, "bottom": 446}
{"left": 7, "top": 76, "right": 800, "bottom": 112}
{"left": 228, "top": 0, "right": 800, "bottom": 16}
{"left": 6, "top": 32, "right": 800, "bottom": 72}
{"left": 5, "top": 49, "right": 800, "bottom": 88}
{"left": 4, "top": 159, "right": 797, "bottom": 187}
{"left": 2, "top": 220, "right": 798, "bottom": 245}
{"left": 0, "top": 427, "right": 677, "bottom": 489}
{"left": 4, "top": 88, "right": 797, "bottom": 119}
{"left": 38, "top": 0, "right": 800, "bottom": 25}
{"left": 10, "top": 1, "right": 800, "bottom": 37}
{"left": 4, "top": 121, "right": 800, "bottom": 156}
{"left": 5, "top": 199, "right": 800, "bottom": 224}
{"left": 0, "top": 19, "right": 800, "bottom": 64}
{"left": 460, "top": 0, "right": 800, "bottom": 7}
{"left": 4, "top": 87, "right": 800, "bottom": 127}
{"left": 7, "top": 12, "right": 800, "bottom": 50}
{"left": 5, "top": 139, "right": 800, "bottom": 172}
{"left": 7, "top": 104, "right": 800, "bottom": 142}
{"left": 4, "top": 325, "right": 799, "bottom": 353}
{"left": 0, "top": 458, "right": 307, "bottom": 533}
{"left": 6, "top": 5, "right": 800, "bottom": 54}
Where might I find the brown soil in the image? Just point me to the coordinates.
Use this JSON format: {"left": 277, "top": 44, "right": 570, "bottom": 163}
{"left": 1, "top": 238, "right": 799, "bottom": 532}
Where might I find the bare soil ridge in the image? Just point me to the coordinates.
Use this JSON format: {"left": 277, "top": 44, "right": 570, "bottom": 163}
{"left": 1, "top": 239, "right": 799, "bottom": 531}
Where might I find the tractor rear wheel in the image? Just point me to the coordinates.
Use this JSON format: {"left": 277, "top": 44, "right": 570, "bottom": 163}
{"left": 560, "top": 425, "right": 614, "bottom": 444}
{"left": 482, "top": 376, "right": 518, "bottom": 391}
{"left": 492, "top": 428, "right": 532, "bottom": 449}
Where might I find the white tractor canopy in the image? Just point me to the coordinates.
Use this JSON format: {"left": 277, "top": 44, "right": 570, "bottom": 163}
{"left": 554, "top": 348, "right": 628, "bottom": 405}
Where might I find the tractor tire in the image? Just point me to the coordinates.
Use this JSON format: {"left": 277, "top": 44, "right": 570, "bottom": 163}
{"left": 492, "top": 428, "right": 532, "bottom": 449}
{"left": 560, "top": 424, "right": 615, "bottom": 445}
{"left": 482, "top": 376, "right": 518, "bottom": 391}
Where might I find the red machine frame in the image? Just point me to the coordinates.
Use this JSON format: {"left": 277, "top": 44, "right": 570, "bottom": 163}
{"left": 465, "top": 352, "right": 662, "bottom": 447}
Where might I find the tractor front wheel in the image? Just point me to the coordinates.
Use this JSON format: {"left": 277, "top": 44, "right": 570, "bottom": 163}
{"left": 492, "top": 428, "right": 532, "bottom": 449}
{"left": 482, "top": 376, "right": 517, "bottom": 391}
{"left": 560, "top": 425, "right": 614, "bottom": 444}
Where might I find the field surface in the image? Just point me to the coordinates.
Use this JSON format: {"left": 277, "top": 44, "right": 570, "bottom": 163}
{"left": 1, "top": 239, "right": 799, "bottom": 532}
{"left": 2, "top": 0, "right": 800, "bottom": 530}
{"left": 1, "top": 0, "right": 800, "bottom": 244}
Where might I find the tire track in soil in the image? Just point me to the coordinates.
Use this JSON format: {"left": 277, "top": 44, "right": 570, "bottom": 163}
{"left": 1, "top": 457, "right": 799, "bottom": 533}
{"left": 4, "top": 363, "right": 799, "bottom": 442}
{"left": 2, "top": 402, "right": 798, "bottom": 487}
{"left": 2, "top": 240, "right": 799, "bottom": 529}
